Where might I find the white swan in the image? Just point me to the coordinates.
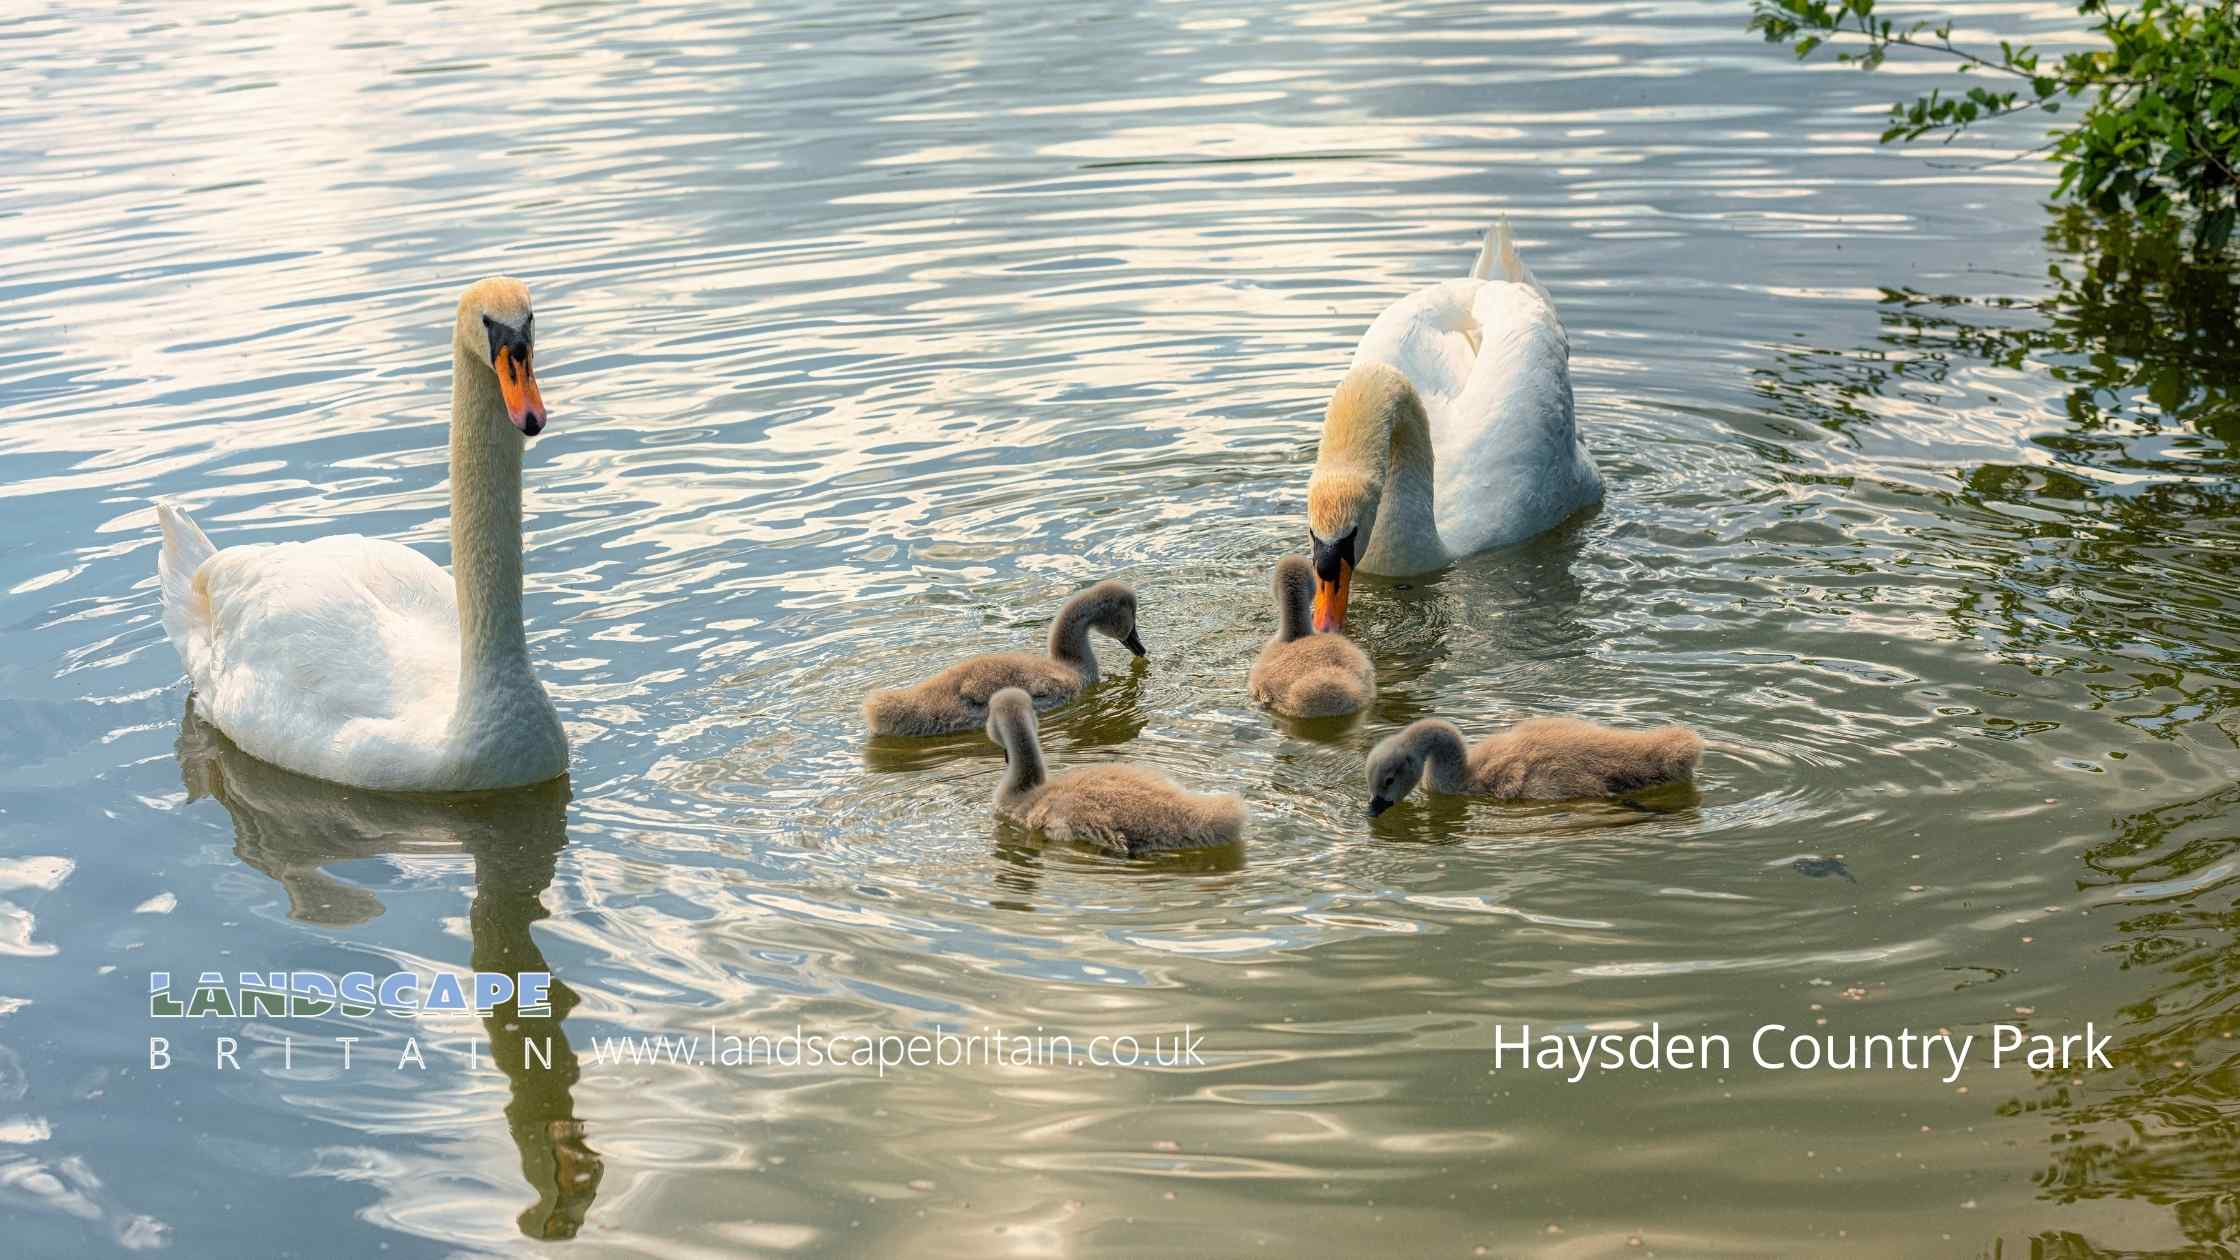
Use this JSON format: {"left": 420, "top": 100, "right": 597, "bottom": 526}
{"left": 1304, "top": 220, "right": 1601, "bottom": 630}
{"left": 154, "top": 277, "right": 568, "bottom": 792}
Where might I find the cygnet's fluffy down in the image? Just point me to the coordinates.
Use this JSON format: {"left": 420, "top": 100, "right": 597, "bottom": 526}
{"left": 1248, "top": 554, "right": 1374, "bottom": 717}
{"left": 863, "top": 580, "right": 1144, "bottom": 737}
{"left": 983, "top": 688, "right": 1244, "bottom": 855}
{"left": 1367, "top": 715, "right": 1701, "bottom": 813}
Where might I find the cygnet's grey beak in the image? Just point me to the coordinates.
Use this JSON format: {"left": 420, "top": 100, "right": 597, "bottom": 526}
{"left": 1367, "top": 796, "right": 1394, "bottom": 818}
{"left": 1122, "top": 630, "right": 1147, "bottom": 658}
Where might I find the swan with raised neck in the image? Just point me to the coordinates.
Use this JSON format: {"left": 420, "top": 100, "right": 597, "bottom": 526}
{"left": 154, "top": 276, "right": 567, "bottom": 791}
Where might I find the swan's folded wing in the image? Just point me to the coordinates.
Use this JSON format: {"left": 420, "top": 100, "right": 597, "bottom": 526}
{"left": 1427, "top": 280, "right": 1594, "bottom": 554}
{"left": 194, "top": 535, "right": 461, "bottom": 750}
{"left": 1460, "top": 280, "right": 1573, "bottom": 449}
{"left": 1469, "top": 276, "right": 1566, "bottom": 362}
{"left": 1351, "top": 279, "right": 1485, "bottom": 413}
{"left": 1345, "top": 270, "right": 1599, "bottom": 559}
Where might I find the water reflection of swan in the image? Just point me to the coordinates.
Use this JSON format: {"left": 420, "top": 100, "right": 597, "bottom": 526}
{"left": 174, "top": 705, "right": 602, "bottom": 1241}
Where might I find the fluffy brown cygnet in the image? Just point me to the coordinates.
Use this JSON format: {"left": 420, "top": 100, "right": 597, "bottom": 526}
{"left": 862, "top": 580, "right": 1145, "bottom": 737}
{"left": 1366, "top": 715, "right": 1703, "bottom": 814}
{"left": 983, "top": 688, "right": 1245, "bottom": 855}
{"left": 1248, "top": 555, "right": 1375, "bottom": 718}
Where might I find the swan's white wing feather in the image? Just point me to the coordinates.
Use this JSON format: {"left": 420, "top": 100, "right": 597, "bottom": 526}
{"left": 190, "top": 535, "right": 461, "bottom": 785}
{"left": 1434, "top": 278, "right": 1597, "bottom": 554}
{"left": 1349, "top": 278, "right": 1483, "bottom": 413}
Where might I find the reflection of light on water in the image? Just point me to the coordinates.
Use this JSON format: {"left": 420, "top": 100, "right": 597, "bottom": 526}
{"left": 0, "top": 858, "right": 70, "bottom": 959}
{"left": 0, "top": 0, "right": 2232, "bottom": 1251}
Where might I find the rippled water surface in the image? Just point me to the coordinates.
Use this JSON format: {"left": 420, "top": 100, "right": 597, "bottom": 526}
{"left": 4, "top": 0, "right": 2239, "bottom": 1254}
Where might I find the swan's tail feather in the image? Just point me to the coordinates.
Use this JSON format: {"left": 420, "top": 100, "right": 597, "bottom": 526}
{"left": 156, "top": 502, "right": 217, "bottom": 673}
{"left": 1475, "top": 216, "right": 1557, "bottom": 316}
{"left": 1469, "top": 223, "right": 1502, "bottom": 282}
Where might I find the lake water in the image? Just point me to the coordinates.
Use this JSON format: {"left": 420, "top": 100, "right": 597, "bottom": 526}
{"left": 4, "top": 0, "right": 2238, "bottom": 1254}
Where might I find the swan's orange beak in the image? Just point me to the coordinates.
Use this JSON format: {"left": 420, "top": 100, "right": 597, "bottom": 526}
{"left": 497, "top": 346, "right": 546, "bottom": 437}
{"left": 1313, "top": 561, "right": 1351, "bottom": 634}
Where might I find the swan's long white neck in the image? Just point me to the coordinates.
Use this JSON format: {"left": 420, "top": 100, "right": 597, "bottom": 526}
{"left": 448, "top": 344, "right": 533, "bottom": 702}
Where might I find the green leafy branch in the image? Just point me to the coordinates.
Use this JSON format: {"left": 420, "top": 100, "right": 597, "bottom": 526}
{"left": 1748, "top": 0, "right": 2240, "bottom": 251}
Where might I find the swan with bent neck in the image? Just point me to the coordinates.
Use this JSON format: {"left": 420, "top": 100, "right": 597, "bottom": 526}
{"left": 155, "top": 277, "right": 568, "bottom": 792}
{"left": 1304, "top": 220, "right": 1602, "bottom": 632}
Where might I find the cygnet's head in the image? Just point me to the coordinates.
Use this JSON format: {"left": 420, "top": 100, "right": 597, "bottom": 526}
{"left": 454, "top": 276, "right": 548, "bottom": 437}
{"left": 1079, "top": 580, "right": 1147, "bottom": 657}
{"left": 985, "top": 686, "right": 1039, "bottom": 762}
{"left": 1363, "top": 722, "right": 1434, "bottom": 816}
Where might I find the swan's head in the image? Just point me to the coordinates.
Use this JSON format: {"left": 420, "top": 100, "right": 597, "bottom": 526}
{"left": 985, "top": 687, "right": 1038, "bottom": 762}
{"left": 1306, "top": 364, "right": 1416, "bottom": 631}
{"left": 455, "top": 277, "right": 547, "bottom": 437}
{"left": 1364, "top": 722, "right": 1433, "bottom": 817}
{"left": 1077, "top": 580, "right": 1148, "bottom": 657}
